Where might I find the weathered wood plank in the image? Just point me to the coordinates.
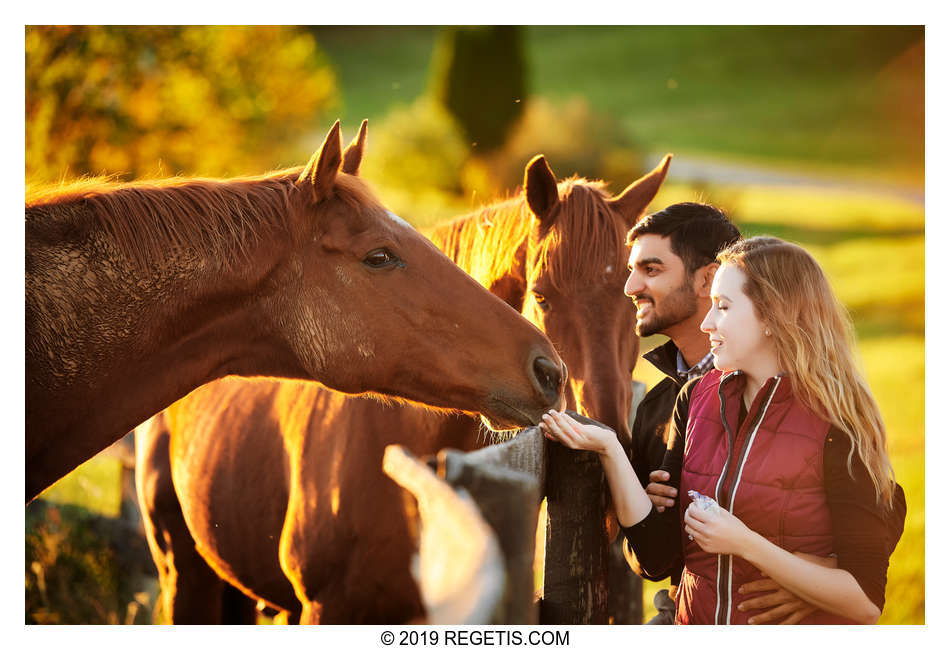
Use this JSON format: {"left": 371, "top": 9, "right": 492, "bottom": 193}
{"left": 383, "top": 444, "right": 505, "bottom": 624}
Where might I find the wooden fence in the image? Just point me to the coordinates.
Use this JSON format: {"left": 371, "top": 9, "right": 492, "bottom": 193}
{"left": 103, "top": 385, "right": 647, "bottom": 624}
{"left": 382, "top": 381, "right": 648, "bottom": 625}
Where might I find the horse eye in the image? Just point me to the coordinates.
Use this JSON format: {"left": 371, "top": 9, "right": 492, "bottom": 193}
{"left": 363, "top": 248, "right": 398, "bottom": 269}
{"left": 533, "top": 292, "right": 551, "bottom": 312}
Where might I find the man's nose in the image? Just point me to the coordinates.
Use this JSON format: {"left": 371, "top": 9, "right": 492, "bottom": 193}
{"left": 624, "top": 271, "right": 643, "bottom": 297}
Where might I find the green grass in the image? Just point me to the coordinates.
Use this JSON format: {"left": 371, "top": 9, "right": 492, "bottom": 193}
{"left": 313, "top": 26, "right": 922, "bottom": 186}
{"left": 526, "top": 26, "right": 922, "bottom": 183}
{"left": 36, "top": 456, "right": 123, "bottom": 518}
{"left": 311, "top": 26, "right": 439, "bottom": 125}
{"left": 861, "top": 336, "right": 925, "bottom": 625}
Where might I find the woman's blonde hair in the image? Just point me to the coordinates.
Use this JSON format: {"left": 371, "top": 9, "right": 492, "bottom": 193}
{"left": 717, "top": 236, "right": 896, "bottom": 507}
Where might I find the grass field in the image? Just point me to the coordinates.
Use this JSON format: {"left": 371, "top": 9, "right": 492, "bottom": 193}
{"left": 314, "top": 26, "right": 923, "bottom": 187}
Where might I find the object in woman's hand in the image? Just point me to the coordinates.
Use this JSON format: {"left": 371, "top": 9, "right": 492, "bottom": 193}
{"left": 688, "top": 490, "right": 722, "bottom": 515}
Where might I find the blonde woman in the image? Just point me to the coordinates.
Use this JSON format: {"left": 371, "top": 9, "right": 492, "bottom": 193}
{"left": 541, "top": 236, "right": 905, "bottom": 624}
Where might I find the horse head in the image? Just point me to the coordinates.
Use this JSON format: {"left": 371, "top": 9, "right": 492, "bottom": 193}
{"left": 520, "top": 154, "right": 672, "bottom": 440}
{"left": 272, "top": 121, "right": 566, "bottom": 430}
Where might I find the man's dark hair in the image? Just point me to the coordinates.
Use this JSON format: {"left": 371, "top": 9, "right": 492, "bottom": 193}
{"left": 626, "top": 202, "right": 741, "bottom": 276}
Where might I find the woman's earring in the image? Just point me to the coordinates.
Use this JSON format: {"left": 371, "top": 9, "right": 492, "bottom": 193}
{"left": 765, "top": 328, "right": 771, "bottom": 336}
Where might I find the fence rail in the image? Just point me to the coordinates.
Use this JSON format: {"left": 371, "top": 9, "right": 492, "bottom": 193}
{"left": 383, "top": 381, "right": 649, "bottom": 624}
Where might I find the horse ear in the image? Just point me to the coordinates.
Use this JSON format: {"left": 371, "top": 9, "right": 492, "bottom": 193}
{"left": 610, "top": 154, "right": 672, "bottom": 227}
{"left": 297, "top": 120, "right": 343, "bottom": 202}
{"left": 524, "top": 155, "right": 559, "bottom": 225}
{"left": 341, "top": 119, "right": 368, "bottom": 176}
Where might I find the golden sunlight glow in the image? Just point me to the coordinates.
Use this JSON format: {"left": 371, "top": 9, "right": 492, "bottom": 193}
{"left": 330, "top": 486, "right": 341, "bottom": 517}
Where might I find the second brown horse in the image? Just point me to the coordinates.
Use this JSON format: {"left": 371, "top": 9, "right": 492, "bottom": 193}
{"left": 136, "top": 154, "right": 671, "bottom": 623}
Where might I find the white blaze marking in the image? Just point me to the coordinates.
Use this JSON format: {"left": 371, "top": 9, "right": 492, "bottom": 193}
{"left": 386, "top": 210, "right": 412, "bottom": 229}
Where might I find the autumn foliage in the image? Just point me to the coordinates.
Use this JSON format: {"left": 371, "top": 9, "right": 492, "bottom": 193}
{"left": 26, "top": 26, "right": 339, "bottom": 182}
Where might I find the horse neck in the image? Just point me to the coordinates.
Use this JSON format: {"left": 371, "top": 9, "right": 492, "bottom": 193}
{"left": 25, "top": 197, "right": 294, "bottom": 500}
{"left": 427, "top": 197, "right": 531, "bottom": 309}
{"left": 418, "top": 200, "right": 538, "bottom": 450}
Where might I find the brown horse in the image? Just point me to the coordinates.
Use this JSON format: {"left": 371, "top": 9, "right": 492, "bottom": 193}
{"left": 135, "top": 154, "right": 671, "bottom": 623}
{"left": 26, "top": 120, "right": 566, "bottom": 502}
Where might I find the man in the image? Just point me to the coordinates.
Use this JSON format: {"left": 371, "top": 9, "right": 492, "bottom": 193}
{"left": 620, "top": 203, "right": 817, "bottom": 625}
{"left": 623, "top": 202, "right": 738, "bottom": 500}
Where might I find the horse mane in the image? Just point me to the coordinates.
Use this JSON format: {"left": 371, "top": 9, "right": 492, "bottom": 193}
{"left": 25, "top": 170, "right": 381, "bottom": 271}
{"left": 428, "top": 192, "right": 532, "bottom": 290}
{"left": 530, "top": 177, "right": 631, "bottom": 291}
{"left": 429, "top": 177, "right": 630, "bottom": 292}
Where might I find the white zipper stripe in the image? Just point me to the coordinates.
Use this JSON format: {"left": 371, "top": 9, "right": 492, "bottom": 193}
{"left": 712, "top": 370, "right": 740, "bottom": 624}
{"left": 726, "top": 556, "right": 733, "bottom": 624}
{"left": 722, "top": 376, "right": 781, "bottom": 624}
{"left": 729, "top": 377, "right": 781, "bottom": 509}
{"left": 714, "top": 554, "right": 723, "bottom": 624}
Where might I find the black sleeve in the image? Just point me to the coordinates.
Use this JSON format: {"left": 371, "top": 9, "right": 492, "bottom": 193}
{"left": 824, "top": 430, "right": 907, "bottom": 611}
{"left": 659, "top": 377, "right": 698, "bottom": 492}
{"left": 619, "top": 377, "right": 699, "bottom": 580}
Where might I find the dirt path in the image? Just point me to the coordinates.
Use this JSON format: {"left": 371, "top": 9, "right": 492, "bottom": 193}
{"left": 655, "top": 152, "right": 924, "bottom": 207}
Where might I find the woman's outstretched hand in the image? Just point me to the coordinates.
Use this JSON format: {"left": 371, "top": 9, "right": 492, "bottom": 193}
{"left": 540, "top": 409, "right": 615, "bottom": 456}
{"left": 542, "top": 409, "right": 654, "bottom": 528}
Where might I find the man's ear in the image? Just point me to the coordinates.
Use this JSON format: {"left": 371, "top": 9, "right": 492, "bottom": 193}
{"left": 694, "top": 262, "right": 719, "bottom": 297}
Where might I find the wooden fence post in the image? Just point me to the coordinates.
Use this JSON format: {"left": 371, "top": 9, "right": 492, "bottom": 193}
{"left": 437, "top": 446, "right": 542, "bottom": 624}
{"left": 383, "top": 445, "right": 506, "bottom": 624}
{"left": 541, "top": 435, "right": 609, "bottom": 624}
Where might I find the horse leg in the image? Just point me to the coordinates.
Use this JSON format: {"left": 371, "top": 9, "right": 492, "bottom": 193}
{"left": 298, "top": 601, "right": 323, "bottom": 624}
{"left": 278, "top": 481, "right": 425, "bottom": 624}
{"left": 135, "top": 416, "right": 256, "bottom": 624}
{"left": 220, "top": 582, "right": 259, "bottom": 624}
{"left": 278, "top": 483, "right": 321, "bottom": 625}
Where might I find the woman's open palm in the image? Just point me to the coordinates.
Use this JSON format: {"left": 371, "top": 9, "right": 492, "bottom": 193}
{"left": 540, "top": 410, "right": 614, "bottom": 455}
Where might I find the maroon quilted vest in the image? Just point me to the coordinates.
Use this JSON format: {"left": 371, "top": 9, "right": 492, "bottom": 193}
{"left": 675, "top": 369, "right": 855, "bottom": 624}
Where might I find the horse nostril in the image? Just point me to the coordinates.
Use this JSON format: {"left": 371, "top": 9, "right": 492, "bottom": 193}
{"left": 532, "top": 356, "right": 563, "bottom": 402}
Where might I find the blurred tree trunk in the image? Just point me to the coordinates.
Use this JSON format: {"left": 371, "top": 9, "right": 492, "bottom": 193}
{"left": 430, "top": 26, "right": 526, "bottom": 152}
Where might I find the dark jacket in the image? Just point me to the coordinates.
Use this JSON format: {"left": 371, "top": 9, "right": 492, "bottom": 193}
{"left": 623, "top": 340, "right": 690, "bottom": 582}
{"left": 629, "top": 340, "right": 687, "bottom": 485}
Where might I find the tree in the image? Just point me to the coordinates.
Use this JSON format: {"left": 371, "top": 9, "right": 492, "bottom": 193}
{"left": 26, "top": 26, "right": 339, "bottom": 182}
{"left": 430, "top": 26, "right": 526, "bottom": 152}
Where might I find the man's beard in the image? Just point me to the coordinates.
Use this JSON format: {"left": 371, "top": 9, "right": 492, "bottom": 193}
{"left": 635, "top": 279, "right": 698, "bottom": 338}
